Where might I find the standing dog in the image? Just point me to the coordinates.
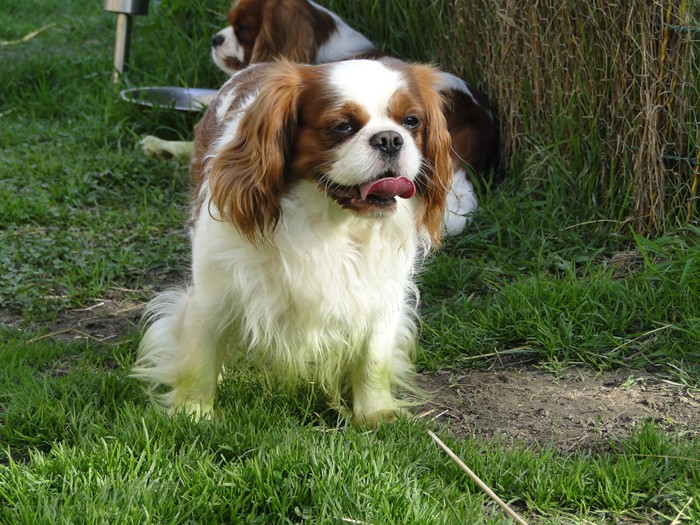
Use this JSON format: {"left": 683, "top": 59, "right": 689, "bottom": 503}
{"left": 132, "top": 59, "right": 453, "bottom": 426}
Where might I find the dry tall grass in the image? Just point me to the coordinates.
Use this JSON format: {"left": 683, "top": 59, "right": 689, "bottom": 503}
{"left": 324, "top": 0, "right": 699, "bottom": 233}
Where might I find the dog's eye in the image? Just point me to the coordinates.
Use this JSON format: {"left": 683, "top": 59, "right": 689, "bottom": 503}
{"left": 403, "top": 116, "right": 419, "bottom": 129}
{"left": 236, "top": 23, "right": 250, "bottom": 34}
{"left": 333, "top": 122, "right": 355, "bottom": 135}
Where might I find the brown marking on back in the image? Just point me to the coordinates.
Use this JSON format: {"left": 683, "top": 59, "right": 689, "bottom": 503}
{"left": 190, "top": 65, "right": 272, "bottom": 224}
{"left": 442, "top": 87, "right": 500, "bottom": 182}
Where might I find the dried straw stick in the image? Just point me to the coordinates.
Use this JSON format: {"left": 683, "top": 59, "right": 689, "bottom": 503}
{"left": 428, "top": 430, "right": 529, "bottom": 525}
{"left": 670, "top": 496, "right": 693, "bottom": 525}
{"left": 0, "top": 23, "right": 55, "bottom": 46}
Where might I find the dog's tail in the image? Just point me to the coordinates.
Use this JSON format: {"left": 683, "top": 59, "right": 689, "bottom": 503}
{"left": 131, "top": 288, "right": 191, "bottom": 410}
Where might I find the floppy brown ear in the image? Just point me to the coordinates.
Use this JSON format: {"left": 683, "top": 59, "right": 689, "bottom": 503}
{"left": 251, "top": 0, "right": 318, "bottom": 63}
{"left": 208, "top": 62, "right": 305, "bottom": 242}
{"left": 410, "top": 65, "right": 453, "bottom": 245}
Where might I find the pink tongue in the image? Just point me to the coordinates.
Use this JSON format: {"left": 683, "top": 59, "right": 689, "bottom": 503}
{"left": 360, "top": 176, "right": 415, "bottom": 200}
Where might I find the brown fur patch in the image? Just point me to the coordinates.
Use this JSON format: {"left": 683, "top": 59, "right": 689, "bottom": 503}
{"left": 384, "top": 61, "right": 453, "bottom": 244}
{"left": 225, "top": 0, "right": 338, "bottom": 66}
{"left": 442, "top": 88, "right": 499, "bottom": 180}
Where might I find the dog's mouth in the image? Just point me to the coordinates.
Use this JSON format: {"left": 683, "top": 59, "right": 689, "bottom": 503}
{"left": 221, "top": 54, "right": 246, "bottom": 74}
{"left": 319, "top": 173, "right": 416, "bottom": 213}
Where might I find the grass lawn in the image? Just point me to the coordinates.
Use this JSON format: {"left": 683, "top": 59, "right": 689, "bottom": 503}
{"left": 1, "top": 0, "right": 699, "bottom": 523}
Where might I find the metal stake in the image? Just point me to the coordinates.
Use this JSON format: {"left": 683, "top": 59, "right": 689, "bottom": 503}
{"left": 103, "top": 0, "right": 149, "bottom": 83}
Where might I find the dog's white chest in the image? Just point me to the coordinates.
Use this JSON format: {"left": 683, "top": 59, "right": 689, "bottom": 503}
{"left": 192, "top": 187, "right": 419, "bottom": 359}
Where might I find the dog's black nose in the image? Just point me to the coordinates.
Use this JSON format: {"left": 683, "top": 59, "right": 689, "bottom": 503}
{"left": 370, "top": 130, "right": 403, "bottom": 156}
{"left": 212, "top": 34, "right": 225, "bottom": 47}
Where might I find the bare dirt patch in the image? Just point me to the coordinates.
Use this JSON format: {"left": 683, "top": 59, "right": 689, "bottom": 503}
{"left": 6, "top": 294, "right": 699, "bottom": 450}
{"left": 13, "top": 293, "right": 144, "bottom": 345}
{"left": 417, "top": 368, "right": 700, "bottom": 451}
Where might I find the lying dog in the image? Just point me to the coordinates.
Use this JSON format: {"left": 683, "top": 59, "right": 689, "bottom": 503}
{"left": 142, "top": 0, "right": 498, "bottom": 235}
{"left": 132, "top": 59, "right": 453, "bottom": 426}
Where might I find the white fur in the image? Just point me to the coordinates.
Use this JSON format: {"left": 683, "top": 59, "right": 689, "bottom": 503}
{"left": 211, "top": 26, "right": 245, "bottom": 73}
{"left": 308, "top": 1, "right": 376, "bottom": 63}
{"left": 327, "top": 61, "right": 420, "bottom": 187}
{"left": 132, "top": 61, "right": 436, "bottom": 425}
{"left": 214, "top": 76, "right": 246, "bottom": 122}
{"left": 329, "top": 60, "right": 403, "bottom": 115}
{"left": 331, "top": 119, "right": 420, "bottom": 188}
{"left": 443, "top": 168, "right": 478, "bottom": 236}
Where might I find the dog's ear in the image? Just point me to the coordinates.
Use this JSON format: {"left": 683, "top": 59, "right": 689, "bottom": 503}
{"left": 208, "top": 62, "right": 305, "bottom": 243}
{"left": 410, "top": 65, "right": 453, "bottom": 245}
{"left": 251, "top": 0, "right": 318, "bottom": 63}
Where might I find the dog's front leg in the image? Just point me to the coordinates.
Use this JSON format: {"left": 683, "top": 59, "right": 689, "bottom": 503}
{"left": 350, "top": 317, "right": 414, "bottom": 427}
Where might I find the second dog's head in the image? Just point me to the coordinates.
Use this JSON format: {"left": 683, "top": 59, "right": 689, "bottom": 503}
{"left": 195, "top": 59, "right": 452, "bottom": 244}
{"left": 211, "top": 0, "right": 336, "bottom": 74}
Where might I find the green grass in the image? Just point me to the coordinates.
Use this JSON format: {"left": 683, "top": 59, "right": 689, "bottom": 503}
{"left": 2, "top": 331, "right": 699, "bottom": 524}
{"left": 1, "top": 0, "right": 699, "bottom": 523}
{"left": 421, "top": 208, "right": 700, "bottom": 376}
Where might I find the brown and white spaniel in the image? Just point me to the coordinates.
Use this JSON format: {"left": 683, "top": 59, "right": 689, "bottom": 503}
{"left": 132, "top": 59, "right": 453, "bottom": 426}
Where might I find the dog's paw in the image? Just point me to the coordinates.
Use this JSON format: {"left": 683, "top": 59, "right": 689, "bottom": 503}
{"left": 139, "top": 135, "right": 173, "bottom": 159}
{"left": 351, "top": 407, "right": 407, "bottom": 428}
{"left": 168, "top": 399, "right": 214, "bottom": 421}
{"left": 138, "top": 136, "right": 195, "bottom": 160}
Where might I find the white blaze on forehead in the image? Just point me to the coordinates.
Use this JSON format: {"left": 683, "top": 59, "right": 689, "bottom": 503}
{"left": 327, "top": 60, "right": 406, "bottom": 116}
{"left": 322, "top": 61, "right": 423, "bottom": 188}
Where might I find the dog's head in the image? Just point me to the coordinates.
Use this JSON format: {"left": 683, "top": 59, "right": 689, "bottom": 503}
{"left": 211, "top": 0, "right": 336, "bottom": 74}
{"left": 201, "top": 59, "right": 452, "bottom": 244}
